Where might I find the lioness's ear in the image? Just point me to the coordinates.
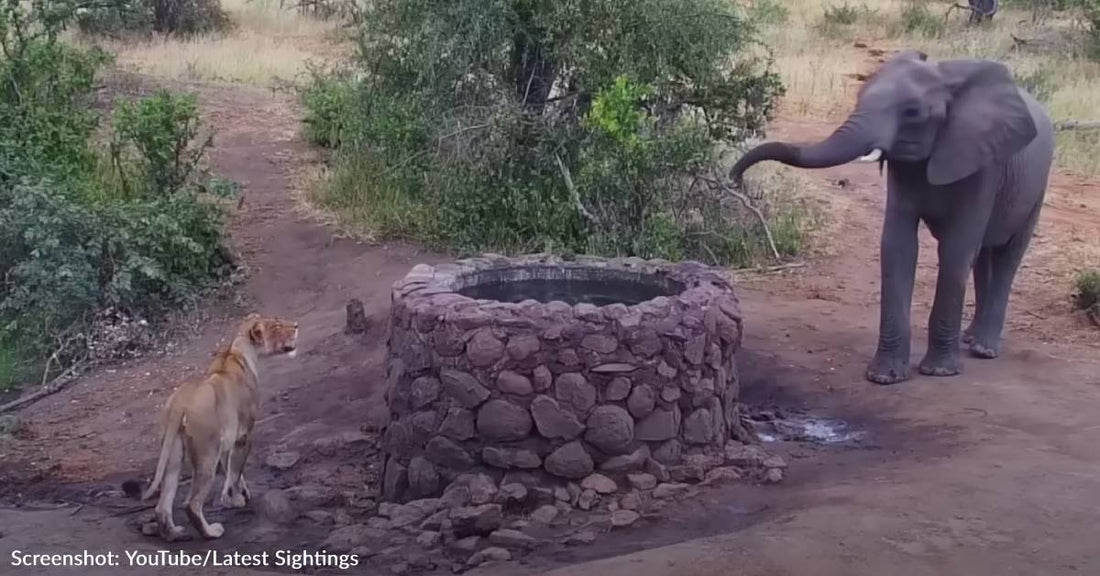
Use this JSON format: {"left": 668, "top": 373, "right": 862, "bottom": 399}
{"left": 249, "top": 322, "right": 265, "bottom": 344}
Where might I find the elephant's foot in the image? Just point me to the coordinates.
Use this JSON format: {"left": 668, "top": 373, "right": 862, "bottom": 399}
{"left": 968, "top": 338, "right": 1000, "bottom": 359}
{"left": 961, "top": 326, "right": 976, "bottom": 344}
{"left": 866, "top": 353, "right": 911, "bottom": 385}
{"left": 918, "top": 350, "right": 962, "bottom": 377}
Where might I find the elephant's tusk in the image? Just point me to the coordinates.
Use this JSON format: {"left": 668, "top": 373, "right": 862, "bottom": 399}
{"left": 856, "top": 148, "right": 883, "bottom": 163}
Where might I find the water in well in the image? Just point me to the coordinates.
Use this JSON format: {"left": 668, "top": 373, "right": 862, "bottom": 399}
{"left": 458, "top": 277, "right": 676, "bottom": 306}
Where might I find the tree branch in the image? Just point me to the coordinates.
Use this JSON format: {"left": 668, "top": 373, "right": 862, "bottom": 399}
{"left": 702, "top": 175, "right": 781, "bottom": 261}
{"left": 553, "top": 153, "right": 601, "bottom": 227}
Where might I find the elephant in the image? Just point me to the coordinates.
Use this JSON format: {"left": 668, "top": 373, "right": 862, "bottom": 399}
{"left": 729, "top": 50, "right": 1054, "bottom": 384}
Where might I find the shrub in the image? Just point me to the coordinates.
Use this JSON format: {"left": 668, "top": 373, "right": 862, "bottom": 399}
{"left": 1015, "top": 68, "right": 1058, "bottom": 103}
{"left": 895, "top": 1, "right": 945, "bottom": 38}
{"left": 112, "top": 90, "right": 212, "bottom": 196}
{"left": 1075, "top": 268, "right": 1100, "bottom": 309}
{"left": 816, "top": 2, "right": 880, "bottom": 38}
{"left": 747, "top": 0, "right": 791, "bottom": 25}
{"left": 74, "top": 0, "right": 231, "bottom": 37}
{"left": 822, "top": 2, "right": 865, "bottom": 24}
{"left": 305, "top": 0, "right": 790, "bottom": 265}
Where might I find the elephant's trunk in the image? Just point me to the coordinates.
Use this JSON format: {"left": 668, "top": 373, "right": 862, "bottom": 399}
{"left": 729, "top": 114, "right": 879, "bottom": 181}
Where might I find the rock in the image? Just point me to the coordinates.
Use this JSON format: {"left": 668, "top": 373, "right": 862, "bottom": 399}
{"left": 626, "top": 473, "right": 657, "bottom": 491}
{"left": 645, "top": 458, "right": 670, "bottom": 482}
{"left": 764, "top": 467, "right": 784, "bottom": 483}
{"left": 563, "top": 530, "right": 598, "bottom": 546}
{"left": 467, "top": 329, "right": 505, "bottom": 367}
{"left": 417, "top": 531, "right": 442, "bottom": 549}
{"left": 368, "top": 517, "right": 393, "bottom": 530}
{"left": 610, "top": 510, "right": 640, "bottom": 528}
{"left": 468, "top": 546, "right": 512, "bottom": 566}
{"left": 441, "top": 369, "right": 491, "bottom": 408}
{"left": 469, "top": 474, "right": 499, "bottom": 505}
{"left": 507, "top": 335, "right": 541, "bottom": 360}
{"left": 390, "top": 498, "right": 444, "bottom": 528}
{"left": 258, "top": 489, "right": 296, "bottom": 524}
{"left": 763, "top": 455, "right": 788, "bottom": 469}
{"left": 441, "top": 484, "right": 471, "bottom": 509}
{"left": 382, "top": 459, "right": 409, "bottom": 503}
{"left": 660, "top": 386, "right": 682, "bottom": 403}
{"left": 606, "top": 377, "right": 632, "bottom": 401}
{"left": 451, "top": 504, "right": 504, "bottom": 537}
{"left": 365, "top": 403, "right": 391, "bottom": 432}
{"left": 303, "top": 510, "right": 335, "bottom": 525}
{"left": 652, "top": 483, "right": 690, "bottom": 499}
{"left": 627, "top": 385, "right": 656, "bottom": 418}
{"left": 577, "top": 489, "right": 598, "bottom": 511}
{"left": 657, "top": 360, "right": 678, "bottom": 379}
{"left": 530, "top": 505, "right": 559, "bottom": 524}
{"left": 439, "top": 408, "right": 476, "bottom": 441}
{"left": 140, "top": 521, "right": 159, "bottom": 536}
{"left": 449, "top": 536, "right": 481, "bottom": 553}
{"left": 406, "top": 553, "right": 435, "bottom": 571}
{"left": 533, "top": 365, "right": 553, "bottom": 391}
{"left": 599, "top": 443, "right": 647, "bottom": 470}
{"left": 411, "top": 376, "right": 442, "bottom": 410}
{"left": 554, "top": 487, "right": 571, "bottom": 502}
{"left": 408, "top": 457, "right": 441, "bottom": 499}
{"left": 619, "top": 492, "right": 642, "bottom": 511}
{"left": 580, "top": 473, "right": 618, "bottom": 495}
{"left": 583, "top": 406, "right": 635, "bottom": 454}
{"left": 345, "top": 298, "right": 368, "bottom": 334}
{"left": 497, "top": 371, "right": 534, "bottom": 396}
{"left": 683, "top": 408, "right": 714, "bottom": 444}
{"left": 559, "top": 349, "right": 581, "bottom": 366}
{"left": 391, "top": 562, "right": 410, "bottom": 575}
{"left": 544, "top": 441, "right": 594, "bottom": 479}
{"left": 477, "top": 399, "right": 533, "bottom": 442}
{"left": 482, "top": 446, "right": 542, "bottom": 470}
{"left": 322, "top": 525, "right": 387, "bottom": 553}
{"left": 489, "top": 529, "right": 537, "bottom": 549}
{"left": 592, "top": 363, "right": 637, "bottom": 374}
{"left": 581, "top": 334, "right": 619, "bottom": 354}
{"left": 724, "top": 443, "right": 768, "bottom": 467}
{"left": 497, "top": 483, "right": 528, "bottom": 506}
{"left": 420, "top": 510, "right": 449, "bottom": 531}
{"left": 702, "top": 467, "right": 743, "bottom": 486}
{"left": 425, "top": 436, "right": 475, "bottom": 469}
{"left": 530, "top": 395, "right": 585, "bottom": 439}
{"left": 555, "top": 373, "right": 597, "bottom": 412}
{"left": 635, "top": 407, "right": 681, "bottom": 442}
{"left": 651, "top": 439, "right": 682, "bottom": 465}
{"left": 264, "top": 451, "right": 301, "bottom": 471}
{"left": 669, "top": 464, "right": 706, "bottom": 483}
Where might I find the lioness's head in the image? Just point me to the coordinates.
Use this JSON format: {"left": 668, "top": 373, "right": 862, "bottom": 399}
{"left": 241, "top": 314, "right": 300, "bottom": 358}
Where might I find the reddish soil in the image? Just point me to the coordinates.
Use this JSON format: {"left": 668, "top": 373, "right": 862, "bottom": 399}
{"left": 2, "top": 70, "right": 1100, "bottom": 576}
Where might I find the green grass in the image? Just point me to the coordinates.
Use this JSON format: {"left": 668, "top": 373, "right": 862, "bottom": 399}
{"left": 1075, "top": 268, "right": 1100, "bottom": 309}
{"left": 0, "top": 338, "right": 30, "bottom": 393}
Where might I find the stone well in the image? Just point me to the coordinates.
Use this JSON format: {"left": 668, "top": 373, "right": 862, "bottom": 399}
{"left": 380, "top": 254, "right": 747, "bottom": 503}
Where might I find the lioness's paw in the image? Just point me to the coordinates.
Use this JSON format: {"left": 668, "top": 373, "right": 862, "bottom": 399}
{"left": 229, "top": 493, "right": 247, "bottom": 508}
{"left": 205, "top": 523, "right": 225, "bottom": 539}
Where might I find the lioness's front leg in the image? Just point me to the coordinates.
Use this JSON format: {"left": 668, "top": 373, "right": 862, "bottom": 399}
{"left": 226, "top": 435, "right": 252, "bottom": 507}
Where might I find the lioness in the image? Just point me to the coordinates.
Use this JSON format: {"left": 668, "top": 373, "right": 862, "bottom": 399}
{"left": 125, "top": 314, "right": 299, "bottom": 541}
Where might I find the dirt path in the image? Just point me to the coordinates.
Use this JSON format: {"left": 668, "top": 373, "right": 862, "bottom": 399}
{"left": 2, "top": 73, "right": 1100, "bottom": 576}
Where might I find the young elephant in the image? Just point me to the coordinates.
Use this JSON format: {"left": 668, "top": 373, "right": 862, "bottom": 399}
{"left": 729, "top": 50, "right": 1054, "bottom": 384}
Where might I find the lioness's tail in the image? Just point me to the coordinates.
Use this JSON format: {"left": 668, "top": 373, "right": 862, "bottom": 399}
{"left": 122, "top": 402, "right": 185, "bottom": 501}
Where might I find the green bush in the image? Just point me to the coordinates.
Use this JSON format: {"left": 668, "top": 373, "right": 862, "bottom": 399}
{"left": 747, "top": 0, "right": 791, "bottom": 25}
{"left": 1075, "top": 268, "right": 1100, "bottom": 309}
{"left": 305, "top": 0, "right": 791, "bottom": 264}
{"left": 74, "top": 0, "right": 231, "bottom": 37}
{"left": 112, "top": 90, "right": 212, "bottom": 196}
{"left": 895, "top": 1, "right": 945, "bottom": 37}
{"left": 822, "top": 2, "right": 865, "bottom": 24}
{"left": 816, "top": 2, "right": 880, "bottom": 38}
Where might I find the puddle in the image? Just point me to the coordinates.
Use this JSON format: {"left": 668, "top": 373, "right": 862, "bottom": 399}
{"left": 746, "top": 410, "right": 866, "bottom": 445}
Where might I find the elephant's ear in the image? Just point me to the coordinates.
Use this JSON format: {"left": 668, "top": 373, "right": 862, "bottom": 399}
{"left": 927, "top": 59, "right": 1038, "bottom": 186}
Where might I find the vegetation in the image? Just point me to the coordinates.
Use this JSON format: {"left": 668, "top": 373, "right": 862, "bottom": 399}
{"left": 75, "top": 0, "right": 232, "bottom": 37}
{"left": 0, "top": 1, "right": 232, "bottom": 390}
{"left": 302, "top": 0, "right": 802, "bottom": 265}
{"left": 1075, "top": 268, "right": 1100, "bottom": 310}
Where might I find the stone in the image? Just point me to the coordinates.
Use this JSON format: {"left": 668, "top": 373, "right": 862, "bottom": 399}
{"left": 544, "top": 441, "right": 594, "bottom": 479}
{"left": 451, "top": 504, "right": 504, "bottom": 537}
{"left": 577, "top": 489, "right": 598, "bottom": 511}
{"left": 497, "top": 371, "right": 534, "bottom": 396}
{"left": 497, "top": 483, "right": 528, "bottom": 506}
{"left": 140, "top": 522, "right": 159, "bottom": 536}
{"left": 627, "top": 385, "right": 656, "bottom": 418}
{"left": 764, "top": 467, "right": 784, "bottom": 484}
{"left": 420, "top": 510, "right": 449, "bottom": 531}
{"left": 368, "top": 516, "right": 393, "bottom": 530}
{"left": 683, "top": 408, "right": 714, "bottom": 444}
{"left": 441, "top": 369, "right": 490, "bottom": 408}
{"left": 702, "top": 467, "right": 743, "bottom": 486}
{"left": 425, "top": 436, "right": 475, "bottom": 469}
{"left": 417, "top": 531, "right": 442, "bottom": 548}
{"left": 411, "top": 376, "right": 442, "bottom": 410}
{"left": 652, "top": 439, "right": 682, "bottom": 465}
{"left": 383, "top": 459, "right": 409, "bottom": 502}
{"left": 258, "top": 489, "right": 296, "bottom": 524}
{"left": 581, "top": 473, "right": 618, "bottom": 495}
{"left": 683, "top": 334, "right": 706, "bottom": 365}
{"left": 449, "top": 536, "right": 481, "bottom": 553}
{"left": 652, "top": 483, "right": 690, "bottom": 499}
{"left": 606, "top": 377, "right": 632, "bottom": 401}
{"left": 439, "top": 408, "right": 476, "bottom": 441}
{"left": 583, "top": 405, "right": 635, "bottom": 454}
{"left": 558, "top": 349, "right": 581, "bottom": 366}
{"left": 635, "top": 407, "right": 681, "bottom": 441}
{"left": 507, "top": 335, "right": 541, "bottom": 360}
{"left": 610, "top": 510, "right": 640, "bottom": 528}
{"left": 442, "top": 483, "right": 472, "bottom": 509}
{"left": 599, "top": 445, "right": 651, "bottom": 472}
{"left": 477, "top": 399, "right": 533, "bottom": 441}
{"left": 724, "top": 443, "right": 768, "bottom": 467}
{"left": 554, "top": 486, "right": 571, "bottom": 502}
{"left": 660, "top": 386, "right": 682, "bottom": 403}
{"left": 592, "top": 363, "right": 637, "bottom": 374}
{"left": 390, "top": 562, "right": 410, "bottom": 575}
{"left": 482, "top": 446, "right": 542, "bottom": 470}
{"left": 619, "top": 492, "right": 642, "bottom": 511}
{"left": 489, "top": 529, "right": 537, "bottom": 549}
{"left": 581, "top": 334, "right": 619, "bottom": 354}
{"left": 763, "top": 455, "right": 788, "bottom": 469}
{"left": 555, "top": 373, "right": 596, "bottom": 412}
{"left": 264, "top": 450, "right": 301, "bottom": 471}
{"left": 408, "top": 457, "right": 440, "bottom": 499}
{"left": 531, "top": 505, "right": 559, "bottom": 524}
{"left": 469, "top": 474, "right": 499, "bottom": 505}
{"left": 390, "top": 499, "right": 445, "bottom": 528}
{"left": 533, "top": 366, "right": 553, "bottom": 391}
{"left": 628, "top": 328, "right": 663, "bottom": 357}
{"left": 346, "top": 298, "right": 369, "bottom": 334}
{"left": 563, "top": 530, "right": 597, "bottom": 546}
{"left": 467, "top": 329, "right": 506, "bottom": 367}
{"left": 627, "top": 473, "right": 657, "bottom": 491}
{"left": 468, "top": 547, "right": 512, "bottom": 566}
{"left": 645, "top": 458, "right": 671, "bottom": 482}
{"left": 670, "top": 464, "right": 706, "bottom": 483}
{"left": 657, "top": 360, "right": 678, "bottom": 379}
{"left": 303, "top": 510, "right": 335, "bottom": 525}
{"left": 322, "top": 525, "right": 387, "bottom": 553}
{"left": 530, "top": 395, "right": 585, "bottom": 439}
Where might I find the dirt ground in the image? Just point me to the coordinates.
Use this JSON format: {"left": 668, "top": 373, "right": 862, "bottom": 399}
{"left": 2, "top": 68, "right": 1099, "bottom": 576}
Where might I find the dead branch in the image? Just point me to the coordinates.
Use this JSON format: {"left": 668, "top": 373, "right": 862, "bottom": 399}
{"left": 702, "top": 175, "right": 782, "bottom": 261}
{"left": 0, "top": 358, "right": 89, "bottom": 414}
{"left": 1054, "top": 120, "right": 1100, "bottom": 132}
{"left": 554, "top": 153, "right": 602, "bottom": 227}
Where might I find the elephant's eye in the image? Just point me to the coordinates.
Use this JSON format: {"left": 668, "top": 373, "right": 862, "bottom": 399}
{"left": 902, "top": 106, "right": 922, "bottom": 120}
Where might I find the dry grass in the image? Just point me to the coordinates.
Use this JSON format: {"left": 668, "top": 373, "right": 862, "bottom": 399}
{"left": 752, "top": 0, "right": 1100, "bottom": 173}
{"left": 75, "top": 0, "right": 348, "bottom": 87}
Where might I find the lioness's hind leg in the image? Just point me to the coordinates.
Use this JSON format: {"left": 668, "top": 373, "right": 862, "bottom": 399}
{"left": 154, "top": 436, "right": 186, "bottom": 541}
{"left": 184, "top": 436, "right": 224, "bottom": 539}
{"left": 227, "top": 436, "right": 252, "bottom": 507}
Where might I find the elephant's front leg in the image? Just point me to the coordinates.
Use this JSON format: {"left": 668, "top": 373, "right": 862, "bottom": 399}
{"left": 867, "top": 205, "right": 920, "bottom": 385}
{"left": 919, "top": 237, "right": 981, "bottom": 376}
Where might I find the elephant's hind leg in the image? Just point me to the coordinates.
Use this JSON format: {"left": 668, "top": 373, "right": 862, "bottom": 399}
{"left": 968, "top": 207, "right": 1041, "bottom": 359}
{"left": 963, "top": 247, "right": 994, "bottom": 344}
